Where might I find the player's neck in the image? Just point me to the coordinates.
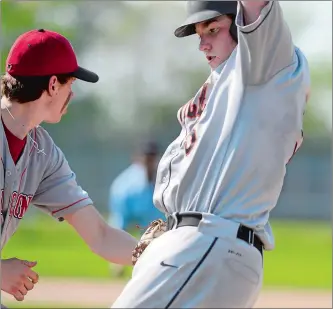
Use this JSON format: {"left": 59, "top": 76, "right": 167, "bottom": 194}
{"left": 1, "top": 97, "right": 42, "bottom": 139}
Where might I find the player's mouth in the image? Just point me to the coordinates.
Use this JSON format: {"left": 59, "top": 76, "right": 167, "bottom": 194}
{"left": 206, "top": 55, "right": 216, "bottom": 63}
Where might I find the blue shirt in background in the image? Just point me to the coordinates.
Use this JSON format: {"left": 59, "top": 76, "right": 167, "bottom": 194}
{"left": 108, "top": 163, "right": 163, "bottom": 231}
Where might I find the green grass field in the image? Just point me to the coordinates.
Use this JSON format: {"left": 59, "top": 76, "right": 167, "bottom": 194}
{"left": 2, "top": 215, "right": 332, "bottom": 289}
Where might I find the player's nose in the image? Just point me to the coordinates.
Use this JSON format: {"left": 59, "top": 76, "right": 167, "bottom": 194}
{"left": 199, "top": 38, "right": 211, "bottom": 52}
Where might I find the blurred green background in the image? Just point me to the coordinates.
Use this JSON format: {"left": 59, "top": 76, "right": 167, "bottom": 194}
{"left": 2, "top": 215, "right": 332, "bottom": 289}
{"left": 1, "top": 0, "right": 332, "bottom": 307}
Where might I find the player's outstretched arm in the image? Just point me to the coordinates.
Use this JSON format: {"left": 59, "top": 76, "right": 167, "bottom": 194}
{"left": 63, "top": 205, "right": 137, "bottom": 266}
{"left": 237, "top": 1, "right": 294, "bottom": 85}
{"left": 31, "top": 140, "right": 136, "bottom": 265}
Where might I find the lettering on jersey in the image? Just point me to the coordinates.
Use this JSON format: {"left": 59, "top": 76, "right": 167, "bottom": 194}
{"left": 185, "top": 129, "right": 197, "bottom": 156}
{"left": 197, "top": 83, "right": 208, "bottom": 117}
{"left": 187, "top": 83, "right": 208, "bottom": 119}
{"left": 177, "top": 83, "right": 208, "bottom": 125}
{"left": 177, "top": 99, "right": 192, "bottom": 125}
{"left": 179, "top": 83, "right": 208, "bottom": 155}
{"left": 9, "top": 191, "right": 18, "bottom": 214}
{"left": 8, "top": 191, "right": 33, "bottom": 219}
{"left": 187, "top": 99, "right": 197, "bottom": 119}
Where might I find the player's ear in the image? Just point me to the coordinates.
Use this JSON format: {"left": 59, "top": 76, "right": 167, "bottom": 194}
{"left": 48, "top": 75, "right": 59, "bottom": 96}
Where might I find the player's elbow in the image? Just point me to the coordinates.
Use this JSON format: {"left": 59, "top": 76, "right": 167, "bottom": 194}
{"left": 241, "top": 1, "right": 269, "bottom": 25}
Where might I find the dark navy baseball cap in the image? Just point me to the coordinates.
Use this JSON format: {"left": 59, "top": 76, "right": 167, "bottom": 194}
{"left": 174, "top": 1, "right": 238, "bottom": 38}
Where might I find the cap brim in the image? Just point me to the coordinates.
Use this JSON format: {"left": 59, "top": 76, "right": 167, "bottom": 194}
{"left": 72, "top": 66, "right": 99, "bottom": 83}
{"left": 174, "top": 10, "right": 222, "bottom": 38}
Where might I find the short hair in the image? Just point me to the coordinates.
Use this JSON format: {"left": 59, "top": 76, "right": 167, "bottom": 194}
{"left": 1, "top": 73, "right": 72, "bottom": 104}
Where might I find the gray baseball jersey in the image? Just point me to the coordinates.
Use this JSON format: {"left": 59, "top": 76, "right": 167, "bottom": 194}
{"left": 0, "top": 117, "right": 93, "bottom": 249}
{"left": 153, "top": 1, "right": 310, "bottom": 250}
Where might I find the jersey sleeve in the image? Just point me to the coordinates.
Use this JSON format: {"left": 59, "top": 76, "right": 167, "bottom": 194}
{"left": 32, "top": 143, "right": 93, "bottom": 221}
{"left": 236, "top": 1, "right": 294, "bottom": 85}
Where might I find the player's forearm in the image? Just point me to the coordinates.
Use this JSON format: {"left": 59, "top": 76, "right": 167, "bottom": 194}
{"left": 64, "top": 205, "right": 137, "bottom": 266}
{"left": 90, "top": 224, "right": 137, "bottom": 265}
{"left": 240, "top": 1, "right": 269, "bottom": 25}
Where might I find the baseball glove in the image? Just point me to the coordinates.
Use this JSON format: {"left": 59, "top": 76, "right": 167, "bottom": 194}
{"left": 132, "top": 219, "right": 167, "bottom": 266}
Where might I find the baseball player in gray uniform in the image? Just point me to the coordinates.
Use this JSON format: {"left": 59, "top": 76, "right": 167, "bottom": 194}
{"left": 112, "top": 1, "right": 310, "bottom": 308}
{"left": 1, "top": 29, "right": 137, "bottom": 305}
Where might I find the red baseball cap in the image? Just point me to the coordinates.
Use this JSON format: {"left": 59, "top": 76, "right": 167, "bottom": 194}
{"left": 6, "top": 29, "right": 99, "bottom": 83}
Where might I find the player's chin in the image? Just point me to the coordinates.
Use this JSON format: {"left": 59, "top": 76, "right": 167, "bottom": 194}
{"left": 209, "top": 59, "right": 223, "bottom": 70}
{"left": 44, "top": 114, "right": 64, "bottom": 124}
{"left": 209, "top": 64, "right": 216, "bottom": 70}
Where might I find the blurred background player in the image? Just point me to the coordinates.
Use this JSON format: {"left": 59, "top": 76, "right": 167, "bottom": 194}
{"left": 108, "top": 140, "right": 162, "bottom": 276}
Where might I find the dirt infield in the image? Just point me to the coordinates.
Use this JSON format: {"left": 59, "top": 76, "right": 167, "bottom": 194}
{"left": 1, "top": 278, "right": 332, "bottom": 308}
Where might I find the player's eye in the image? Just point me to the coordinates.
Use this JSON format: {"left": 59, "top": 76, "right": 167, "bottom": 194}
{"left": 209, "top": 27, "right": 220, "bottom": 34}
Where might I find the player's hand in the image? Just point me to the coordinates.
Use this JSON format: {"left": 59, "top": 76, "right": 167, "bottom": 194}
{"left": 1, "top": 258, "right": 39, "bottom": 301}
{"left": 132, "top": 219, "right": 167, "bottom": 266}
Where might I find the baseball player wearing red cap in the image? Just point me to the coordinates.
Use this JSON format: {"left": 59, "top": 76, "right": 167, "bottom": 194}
{"left": 0, "top": 29, "right": 137, "bottom": 304}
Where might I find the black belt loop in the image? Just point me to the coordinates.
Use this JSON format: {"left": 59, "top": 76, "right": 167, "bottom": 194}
{"left": 167, "top": 212, "right": 179, "bottom": 230}
{"left": 236, "top": 225, "right": 263, "bottom": 256}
